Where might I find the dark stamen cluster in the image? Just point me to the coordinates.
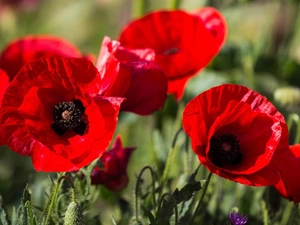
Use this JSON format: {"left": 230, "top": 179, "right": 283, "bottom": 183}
{"left": 164, "top": 47, "right": 180, "bottom": 55}
{"left": 51, "top": 99, "right": 88, "bottom": 136}
{"left": 208, "top": 134, "right": 242, "bottom": 167}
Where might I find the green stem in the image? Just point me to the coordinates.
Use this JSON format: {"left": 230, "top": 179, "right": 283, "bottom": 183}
{"left": 157, "top": 193, "right": 178, "bottom": 225}
{"left": 261, "top": 200, "right": 269, "bottom": 225}
{"left": 162, "top": 127, "right": 183, "bottom": 184}
{"left": 287, "top": 113, "right": 299, "bottom": 133}
{"left": 295, "top": 119, "right": 300, "bottom": 144}
{"left": 280, "top": 202, "right": 294, "bottom": 225}
{"left": 184, "top": 134, "right": 191, "bottom": 175}
{"left": 61, "top": 176, "right": 76, "bottom": 202}
{"left": 44, "top": 179, "right": 61, "bottom": 225}
{"left": 134, "top": 166, "right": 156, "bottom": 223}
{"left": 132, "top": 0, "right": 149, "bottom": 18}
{"left": 291, "top": 204, "right": 300, "bottom": 225}
{"left": 190, "top": 172, "right": 213, "bottom": 223}
{"left": 168, "top": 0, "right": 181, "bottom": 9}
{"left": 25, "top": 201, "right": 35, "bottom": 225}
{"left": 171, "top": 127, "right": 183, "bottom": 148}
{"left": 43, "top": 175, "right": 75, "bottom": 225}
{"left": 243, "top": 54, "right": 255, "bottom": 90}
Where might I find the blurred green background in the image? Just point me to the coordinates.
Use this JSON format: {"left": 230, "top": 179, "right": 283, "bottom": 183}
{"left": 1, "top": 0, "right": 300, "bottom": 224}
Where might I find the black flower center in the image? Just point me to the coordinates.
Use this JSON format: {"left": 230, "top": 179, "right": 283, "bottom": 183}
{"left": 51, "top": 99, "right": 88, "bottom": 136}
{"left": 164, "top": 47, "right": 180, "bottom": 55}
{"left": 208, "top": 134, "right": 242, "bottom": 168}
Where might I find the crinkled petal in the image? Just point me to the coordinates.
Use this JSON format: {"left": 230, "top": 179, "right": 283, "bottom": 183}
{"left": 0, "top": 68, "right": 9, "bottom": 106}
{"left": 0, "top": 35, "right": 84, "bottom": 80}
{"left": 192, "top": 7, "right": 227, "bottom": 48}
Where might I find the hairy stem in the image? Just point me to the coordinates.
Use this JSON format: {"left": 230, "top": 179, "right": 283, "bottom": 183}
{"left": 191, "top": 172, "right": 213, "bottom": 223}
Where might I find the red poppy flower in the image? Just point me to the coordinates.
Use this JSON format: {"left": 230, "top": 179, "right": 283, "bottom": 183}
{"left": 90, "top": 135, "right": 135, "bottom": 191}
{"left": 118, "top": 7, "right": 226, "bottom": 99}
{"left": 0, "top": 68, "right": 9, "bottom": 107}
{"left": 182, "top": 84, "right": 289, "bottom": 186}
{"left": 0, "top": 57, "right": 124, "bottom": 172}
{"left": 97, "top": 37, "right": 167, "bottom": 115}
{"left": 0, "top": 35, "right": 94, "bottom": 81}
{"left": 274, "top": 144, "right": 300, "bottom": 203}
{"left": 0, "top": 68, "right": 9, "bottom": 146}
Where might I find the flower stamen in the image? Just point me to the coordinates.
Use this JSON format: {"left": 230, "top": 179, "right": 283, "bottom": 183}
{"left": 208, "top": 134, "right": 242, "bottom": 167}
{"left": 51, "top": 99, "right": 88, "bottom": 136}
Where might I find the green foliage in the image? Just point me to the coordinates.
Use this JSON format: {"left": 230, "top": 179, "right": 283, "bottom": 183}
{"left": 0, "top": 186, "right": 38, "bottom": 225}
{"left": 0, "top": 196, "right": 10, "bottom": 225}
{"left": 154, "top": 181, "right": 202, "bottom": 225}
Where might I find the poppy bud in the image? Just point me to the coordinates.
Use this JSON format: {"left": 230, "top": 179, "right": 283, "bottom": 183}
{"left": 64, "top": 201, "right": 84, "bottom": 225}
{"left": 90, "top": 135, "right": 136, "bottom": 191}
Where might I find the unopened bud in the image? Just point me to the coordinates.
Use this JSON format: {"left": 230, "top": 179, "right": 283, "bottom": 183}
{"left": 64, "top": 201, "right": 84, "bottom": 225}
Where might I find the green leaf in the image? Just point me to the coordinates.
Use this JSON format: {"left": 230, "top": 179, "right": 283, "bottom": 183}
{"left": 155, "top": 181, "right": 201, "bottom": 225}
{"left": 0, "top": 197, "right": 10, "bottom": 225}
{"left": 188, "top": 166, "right": 200, "bottom": 183}
{"left": 13, "top": 186, "right": 32, "bottom": 225}
{"left": 143, "top": 208, "right": 155, "bottom": 225}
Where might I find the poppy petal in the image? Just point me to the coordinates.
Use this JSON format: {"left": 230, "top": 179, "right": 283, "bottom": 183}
{"left": 274, "top": 144, "right": 300, "bottom": 203}
{"left": 96, "top": 36, "right": 120, "bottom": 94}
{"left": 192, "top": 7, "right": 227, "bottom": 47}
{"left": 0, "top": 68, "right": 9, "bottom": 106}
{"left": 0, "top": 68, "right": 9, "bottom": 145}
{"left": 0, "top": 35, "right": 85, "bottom": 81}
{"left": 120, "top": 62, "right": 168, "bottom": 115}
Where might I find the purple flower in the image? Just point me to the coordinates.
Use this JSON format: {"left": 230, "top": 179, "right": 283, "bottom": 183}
{"left": 228, "top": 211, "right": 248, "bottom": 225}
